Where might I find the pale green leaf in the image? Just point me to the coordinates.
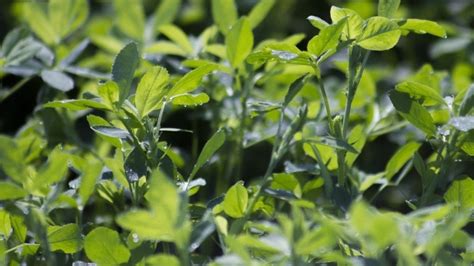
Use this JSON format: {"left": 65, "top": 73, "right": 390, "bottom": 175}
{"left": 399, "top": 19, "right": 447, "bottom": 38}
{"left": 159, "top": 24, "right": 193, "bottom": 54}
{"left": 87, "top": 115, "right": 122, "bottom": 148}
{"left": 330, "top": 6, "right": 364, "bottom": 40}
{"left": 357, "top": 16, "right": 401, "bottom": 51}
{"left": 135, "top": 66, "right": 169, "bottom": 118}
{"left": 117, "top": 171, "right": 180, "bottom": 241}
{"left": 0, "top": 210, "right": 11, "bottom": 237}
{"left": 114, "top": 0, "right": 145, "bottom": 40}
{"left": 153, "top": 0, "right": 181, "bottom": 30}
{"left": 98, "top": 81, "right": 120, "bottom": 110}
{"left": 212, "top": 0, "right": 238, "bottom": 34}
{"left": 171, "top": 93, "right": 209, "bottom": 106}
{"left": 189, "top": 129, "right": 226, "bottom": 179}
{"left": 223, "top": 182, "right": 248, "bottom": 218}
{"left": 84, "top": 227, "right": 130, "bottom": 265}
{"left": 32, "top": 148, "right": 69, "bottom": 190}
{"left": 307, "top": 17, "right": 346, "bottom": 57}
{"left": 396, "top": 81, "right": 445, "bottom": 106}
{"left": 226, "top": 17, "right": 254, "bottom": 68}
{"left": 116, "top": 210, "right": 175, "bottom": 242}
{"left": 248, "top": 0, "right": 275, "bottom": 29}
{"left": 307, "top": 16, "right": 329, "bottom": 30}
{"left": 385, "top": 142, "right": 421, "bottom": 180}
{"left": 47, "top": 224, "right": 82, "bottom": 254}
{"left": 145, "top": 41, "right": 188, "bottom": 57}
{"left": 78, "top": 157, "right": 103, "bottom": 207}
{"left": 22, "top": 2, "right": 58, "bottom": 45}
{"left": 44, "top": 99, "right": 109, "bottom": 111}
{"left": 0, "top": 182, "right": 28, "bottom": 200}
{"left": 378, "top": 0, "right": 400, "bottom": 18}
{"left": 49, "top": 0, "right": 88, "bottom": 39}
{"left": 444, "top": 177, "right": 474, "bottom": 210}
{"left": 390, "top": 91, "right": 437, "bottom": 136}
{"left": 145, "top": 254, "right": 180, "bottom": 266}
{"left": 169, "top": 64, "right": 218, "bottom": 96}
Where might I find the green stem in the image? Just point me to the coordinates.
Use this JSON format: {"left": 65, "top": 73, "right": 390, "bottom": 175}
{"left": 342, "top": 48, "right": 370, "bottom": 139}
{"left": 337, "top": 47, "right": 370, "bottom": 188}
{"left": 0, "top": 77, "right": 31, "bottom": 102}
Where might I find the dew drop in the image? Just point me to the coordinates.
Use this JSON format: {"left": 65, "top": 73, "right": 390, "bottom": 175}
{"left": 271, "top": 50, "right": 298, "bottom": 61}
{"left": 132, "top": 233, "right": 140, "bottom": 243}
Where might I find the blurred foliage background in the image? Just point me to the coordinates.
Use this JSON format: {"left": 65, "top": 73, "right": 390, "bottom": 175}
{"left": 0, "top": 0, "right": 473, "bottom": 213}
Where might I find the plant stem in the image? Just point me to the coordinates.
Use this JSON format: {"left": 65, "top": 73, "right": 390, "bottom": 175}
{"left": 0, "top": 77, "right": 31, "bottom": 102}
{"left": 337, "top": 47, "right": 370, "bottom": 188}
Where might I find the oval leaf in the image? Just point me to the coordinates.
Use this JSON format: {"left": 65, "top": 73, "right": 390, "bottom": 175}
{"left": 84, "top": 227, "right": 130, "bottom": 265}
{"left": 356, "top": 16, "right": 401, "bottom": 51}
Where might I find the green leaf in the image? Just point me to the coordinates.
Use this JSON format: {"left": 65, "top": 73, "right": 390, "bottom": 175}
{"left": 399, "top": 19, "right": 447, "bottom": 38}
{"left": 78, "top": 157, "right": 103, "bottom": 207}
{"left": 0, "top": 136, "right": 27, "bottom": 183}
{"left": 87, "top": 115, "right": 122, "bottom": 147}
{"left": 114, "top": 0, "right": 145, "bottom": 40}
{"left": 145, "top": 41, "right": 188, "bottom": 56}
{"left": 90, "top": 126, "right": 130, "bottom": 139}
{"left": 350, "top": 201, "right": 398, "bottom": 255}
{"left": 84, "top": 227, "right": 130, "bottom": 265}
{"left": 389, "top": 91, "right": 437, "bottom": 136}
{"left": 117, "top": 171, "right": 181, "bottom": 242}
{"left": 304, "top": 136, "right": 359, "bottom": 154}
{"left": 171, "top": 93, "right": 210, "bottom": 106}
{"left": 0, "top": 210, "right": 11, "bottom": 237}
{"left": 248, "top": 0, "right": 275, "bottom": 29}
{"left": 145, "top": 255, "right": 180, "bottom": 266}
{"left": 356, "top": 16, "right": 401, "bottom": 51}
{"left": 212, "top": 0, "right": 238, "bottom": 34}
{"left": 345, "top": 124, "right": 366, "bottom": 167}
{"left": 47, "top": 224, "right": 82, "bottom": 254}
{"left": 385, "top": 142, "right": 421, "bottom": 180}
{"left": 40, "top": 70, "right": 74, "bottom": 92}
{"left": 378, "top": 0, "right": 400, "bottom": 18}
{"left": 330, "top": 6, "right": 364, "bottom": 40}
{"left": 189, "top": 129, "right": 226, "bottom": 179}
{"left": 450, "top": 116, "right": 474, "bottom": 132}
{"left": 153, "top": 0, "right": 181, "bottom": 31}
{"left": 135, "top": 66, "right": 169, "bottom": 118}
{"left": 22, "top": 2, "right": 58, "bottom": 45}
{"left": 124, "top": 147, "right": 147, "bottom": 183}
{"left": 444, "top": 177, "right": 474, "bottom": 210}
{"left": 270, "top": 173, "right": 302, "bottom": 198}
{"left": 44, "top": 99, "right": 109, "bottom": 111}
{"left": 98, "top": 81, "right": 120, "bottom": 110}
{"left": 283, "top": 74, "right": 309, "bottom": 107}
{"left": 4, "top": 35, "right": 42, "bottom": 67}
{"left": 307, "top": 17, "right": 347, "bottom": 57}
{"left": 223, "top": 182, "right": 248, "bottom": 218}
{"left": 226, "top": 17, "right": 254, "bottom": 68}
{"left": 49, "top": 0, "right": 88, "bottom": 39}
{"left": 307, "top": 16, "right": 329, "bottom": 30}
{"left": 32, "top": 148, "right": 69, "bottom": 190}
{"left": 159, "top": 24, "right": 193, "bottom": 54}
{"left": 169, "top": 64, "right": 218, "bottom": 96}
{"left": 459, "top": 84, "right": 474, "bottom": 116}
{"left": 0, "top": 181, "right": 28, "bottom": 200}
{"left": 395, "top": 81, "right": 445, "bottom": 106}
{"left": 112, "top": 43, "right": 140, "bottom": 104}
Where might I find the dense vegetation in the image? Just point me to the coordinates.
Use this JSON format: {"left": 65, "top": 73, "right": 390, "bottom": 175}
{"left": 0, "top": 0, "right": 473, "bottom": 265}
